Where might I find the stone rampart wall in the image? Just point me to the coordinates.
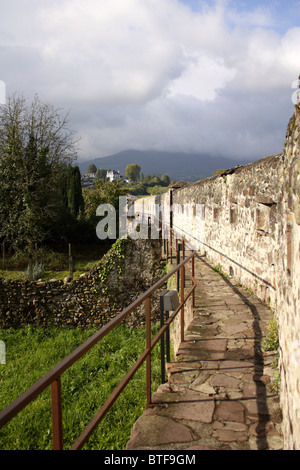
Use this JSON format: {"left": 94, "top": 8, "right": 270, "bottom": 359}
{"left": 133, "top": 105, "right": 300, "bottom": 449}
{"left": 135, "top": 154, "right": 284, "bottom": 307}
{"left": 276, "top": 106, "right": 300, "bottom": 450}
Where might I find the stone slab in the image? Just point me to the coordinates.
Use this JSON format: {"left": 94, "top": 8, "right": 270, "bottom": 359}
{"left": 210, "top": 373, "right": 241, "bottom": 389}
{"left": 215, "top": 401, "right": 245, "bottom": 423}
{"left": 166, "top": 399, "right": 215, "bottom": 423}
{"left": 219, "top": 360, "right": 254, "bottom": 377}
{"left": 213, "top": 429, "right": 248, "bottom": 442}
{"left": 126, "top": 415, "right": 196, "bottom": 449}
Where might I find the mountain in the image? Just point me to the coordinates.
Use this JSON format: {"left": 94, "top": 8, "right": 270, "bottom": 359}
{"left": 77, "top": 149, "right": 252, "bottom": 182}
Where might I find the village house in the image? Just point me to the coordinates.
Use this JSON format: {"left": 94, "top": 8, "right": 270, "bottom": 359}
{"left": 106, "top": 170, "right": 121, "bottom": 182}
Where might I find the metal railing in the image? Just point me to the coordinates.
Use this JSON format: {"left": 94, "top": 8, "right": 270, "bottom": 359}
{"left": 0, "top": 235, "right": 196, "bottom": 450}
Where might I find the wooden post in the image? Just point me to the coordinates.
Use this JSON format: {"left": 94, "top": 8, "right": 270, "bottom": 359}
{"left": 2, "top": 241, "right": 5, "bottom": 270}
{"left": 35, "top": 243, "right": 38, "bottom": 263}
{"left": 69, "top": 243, "right": 73, "bottom": 280}
{"left": 28, "top": 254, "right": 33, "bottom": 281}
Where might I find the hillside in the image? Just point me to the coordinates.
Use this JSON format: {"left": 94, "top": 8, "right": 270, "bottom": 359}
{"left": 77, "top": 150, "right": 249, "bottom": 182}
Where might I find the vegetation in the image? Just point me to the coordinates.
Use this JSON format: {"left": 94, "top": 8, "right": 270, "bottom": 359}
{"left": 0, "top": 94, "right": 167, "bottom": 450}
{"left": 0, "top": 323, "right": 162, "bottom": 450}
{"left": 92, "top": 238, "right": 128, "bottom": 298}
{"left": 80, "top": 179, "right": 126, "bottom": 242}
{"left": 87, "top": 163, "right": 97, "bottom": 174}
{"left": 62, "top": 165, "right": 84, "bottom": 218}
{"left": 95, "top": 168, "right": 107, "bottom": 181}
{"left": 124, "top": 170, "right": 170, "bottom": 197}
{"left": 125, "top": 163, "right": 141, "bottom": 182}
{"left": 263, "top": 317, "right": 279, "bottom": 352}
{"left": 212, "top": 263, "right": 229, "bottom": 278}
{"left": 0, "top": 243, "right": 109, "bottom": 281}
{"left": 0, "top": 91, "right": 127, "bottom": 277}
{"left": 0, "top": 93, "right": 79, "bottom": 254}
{"left": 263, "top": 317, "right": 280, "bottom": 392}
{"left": 0, "top": 98, "right": 170, "bottom": 276}
{"left": 83, "top": 162, "right": 172, "bottom": 197}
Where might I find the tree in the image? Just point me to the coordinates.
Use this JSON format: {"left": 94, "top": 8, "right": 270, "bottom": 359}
{"left": 143, "top": 174, "right": 161, "bottom": 187}
{"left": 0, "top": 93, "right": 79, "bottom": 252}
{"left": 83, "top": 179, "right": 124, "bottom": 220}
{"left": 82, "top": 180, "right": 125, "bottom": 239}
{"left": 125, "top": 163, "right": 141, "bottom": 181}
{"left": 87, "top": 163, "right": 97, "bottom": 174}
{"left": 95, "top": 168, "right": 107, "bottom": 181}
{"left": 65, "top": 165, "right": 84, "bottom": 218}
{"left": 146, "top": 185, "right": 168, "bottom": 195}
{"left": 161, "top": 174, "right": 170, "bottom": 186}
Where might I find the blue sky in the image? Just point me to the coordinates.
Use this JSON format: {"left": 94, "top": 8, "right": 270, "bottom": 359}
{"left": 181, "top": 0, "right": 300, "bottom": 32}
{"left": 0, "top": 0, "right": 299, "bottom": 163}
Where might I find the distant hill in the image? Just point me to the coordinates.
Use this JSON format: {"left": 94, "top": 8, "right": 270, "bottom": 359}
{"left": 77, "top": 150, "right": 250, "bottom": 182}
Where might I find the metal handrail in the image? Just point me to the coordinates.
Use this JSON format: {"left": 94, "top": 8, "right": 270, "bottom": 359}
{"left": 0, "top": 237, "right": 196, "bottom": 450}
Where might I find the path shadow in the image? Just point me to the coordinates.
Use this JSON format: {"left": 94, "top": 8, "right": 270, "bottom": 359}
{"left": 197, "top": 255, "right": 271, "bottom": 450}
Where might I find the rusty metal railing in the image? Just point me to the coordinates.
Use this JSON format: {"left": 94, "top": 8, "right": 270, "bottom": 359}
{"left": 0, "top": 235, "right": 196, "bottom": 450}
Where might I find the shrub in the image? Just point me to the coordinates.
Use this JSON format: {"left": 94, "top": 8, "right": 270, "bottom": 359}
{"left": 263, "top": 317, "right": 279, "bottom": 351}
{"left": 22, "top": 262, "right": 45, "bottom": 280}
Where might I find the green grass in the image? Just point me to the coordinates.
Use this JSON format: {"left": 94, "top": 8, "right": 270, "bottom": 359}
{"left": 0, "top": 324, "right": 161, "bottom": 450}
{"left": 0, "top": 258, "right": 100, "bottom": 282}
{"left": 0, "top": 243, "right": 111, "bottom": 281}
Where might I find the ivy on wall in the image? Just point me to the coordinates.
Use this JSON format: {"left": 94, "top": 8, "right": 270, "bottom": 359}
{"left": 92, "top": 238, "right": 128, "bottom": 299}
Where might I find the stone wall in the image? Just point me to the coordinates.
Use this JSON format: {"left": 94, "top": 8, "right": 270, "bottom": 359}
{"left": 0, "top": 238, "right": 166, "bottom": 330}
{"left": 276, "top": 105, "right": 300, "bottom": 449}
{"left": 133, "top": 105, "right": 300, "bottom": 449}
{"left": 134, "top": 154, "right": 284, "bottom": 308}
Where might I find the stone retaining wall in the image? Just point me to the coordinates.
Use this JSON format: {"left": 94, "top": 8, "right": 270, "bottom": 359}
{"left": 0, "top": 238, "right": 166, "bottom": 330}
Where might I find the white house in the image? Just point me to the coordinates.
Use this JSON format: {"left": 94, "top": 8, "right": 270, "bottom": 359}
{"left": 106, "top": 170, "right": 121, "bottom": 182}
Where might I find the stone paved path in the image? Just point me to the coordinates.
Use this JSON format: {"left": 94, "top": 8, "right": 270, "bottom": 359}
{"left": 126, "top": 254, "right": 283, "bottom": 451}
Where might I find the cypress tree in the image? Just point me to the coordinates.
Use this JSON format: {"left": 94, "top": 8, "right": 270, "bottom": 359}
{"left": 66, "top": 165, "right": 84, "bottom": 218}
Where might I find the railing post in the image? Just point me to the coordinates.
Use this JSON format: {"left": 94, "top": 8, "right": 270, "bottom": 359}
{"left": 165, "top": 310, "right": 170, "bottom": 364}
{"left": 160, "top": 295, "right": 165, "bottom": 384}
{"left": 192, "top": 254, "right": 195, "bottom": 308}
{"left": 177, "top": 241, "right": 181, "bottom": 292}
{"left": 182, "top": 238, "right": 185, "bottom": 287}
{"left": 145, "top": 297, "right": 152, "bottom": 407}
{"left": 51, "top": 377, "right": 63, "bottom": 450}
{"left": 180, "top": 264, "right": 185, "bottom": 343}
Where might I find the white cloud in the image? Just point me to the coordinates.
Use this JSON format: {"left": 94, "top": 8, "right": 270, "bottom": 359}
{"left": 0, "top": 0, "right": 299, "bottom": 162}
{"left": 33, "top": 0, "right": 187, "bottom": 108}
{"left": 167, "top": 54, "right": 236, "bottom": 100}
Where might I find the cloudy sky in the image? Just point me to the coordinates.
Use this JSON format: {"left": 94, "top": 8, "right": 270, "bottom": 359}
{"left": 0, "top": 0, "right": 299, "bottom": 163}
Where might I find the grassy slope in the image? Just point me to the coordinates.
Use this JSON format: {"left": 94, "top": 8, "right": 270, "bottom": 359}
{"left": 0, "top": 324, "right": 161, "bottom": 450}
